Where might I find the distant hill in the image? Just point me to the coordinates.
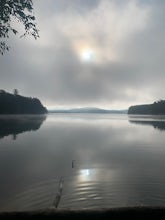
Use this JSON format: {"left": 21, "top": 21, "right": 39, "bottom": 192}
{"left": 49, "top": 107, "right": 128, "bottom": 114}
{"left": 128, "top": 100, "right": 165, "bottom": 115}
{"left": 0, "top": 90, "right": 47, "bottom": 114}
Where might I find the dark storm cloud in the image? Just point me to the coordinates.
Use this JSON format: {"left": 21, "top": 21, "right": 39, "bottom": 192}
{"left": 1, "top": 0, "right": 165, "bottom": 108}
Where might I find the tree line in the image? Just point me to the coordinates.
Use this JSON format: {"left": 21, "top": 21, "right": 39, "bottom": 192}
{"left": 128, "top": 100, "right": 165, "bottom": 115}
{"left": 0, "top": 90, "right": 47, "bottom": 114}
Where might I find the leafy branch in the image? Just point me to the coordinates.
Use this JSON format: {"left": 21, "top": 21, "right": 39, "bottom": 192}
{"left": 0, "top": 0, "right": 39, "bottom": 54}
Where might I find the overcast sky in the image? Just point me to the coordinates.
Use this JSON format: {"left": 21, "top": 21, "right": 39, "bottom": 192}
{"left": 1, "top": 0, "right": 165, "bottom": 109}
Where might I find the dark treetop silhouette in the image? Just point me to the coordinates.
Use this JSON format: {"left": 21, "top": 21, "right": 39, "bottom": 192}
{"left": 128, "top": 100, "right": 165, "bottom": 115}
{"left": 0, "top": 90, "right": 47, "bottom": 114}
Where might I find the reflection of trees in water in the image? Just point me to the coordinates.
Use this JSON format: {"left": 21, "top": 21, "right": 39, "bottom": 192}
{"left": 129, "top": 120, "right": 165, "bottom": 131}
{"left": 0, "top": 115, "right": 47, "bottom": 139}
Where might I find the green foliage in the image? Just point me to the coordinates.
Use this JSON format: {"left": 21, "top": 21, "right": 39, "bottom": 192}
{"left": 0, "top": 0, "right": 39, "bottom": 54}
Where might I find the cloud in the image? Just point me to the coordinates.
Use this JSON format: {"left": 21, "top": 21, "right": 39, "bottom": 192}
{"left": 0, "top": 0, "right": 165, "bottom": 109}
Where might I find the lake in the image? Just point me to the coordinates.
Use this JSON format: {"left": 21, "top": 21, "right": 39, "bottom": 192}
{"left": 1, "top": 113, "right": 165, "bottom": 211}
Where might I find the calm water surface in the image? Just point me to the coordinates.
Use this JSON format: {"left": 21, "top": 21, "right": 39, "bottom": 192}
{"left": 0, "top": 114, "right": 165, "bottom": 211}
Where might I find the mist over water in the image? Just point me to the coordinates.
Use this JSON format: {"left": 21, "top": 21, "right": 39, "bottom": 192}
{"left": 0, "top": 114, "right": 165, "bottom": 211}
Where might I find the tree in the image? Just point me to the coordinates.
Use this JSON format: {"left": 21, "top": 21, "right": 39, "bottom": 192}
{"left": 0, "top": 0, "right": 39, "bottom": 54}
{"left": 13, "top": 88, "right": 18, "bottom": 95}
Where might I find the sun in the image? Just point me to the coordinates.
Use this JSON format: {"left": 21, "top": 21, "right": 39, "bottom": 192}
{"left": 81, "top": 49, "right": 94, "bottom": 62}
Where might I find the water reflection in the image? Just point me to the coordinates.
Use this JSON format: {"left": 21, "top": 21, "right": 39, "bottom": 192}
{"left": 129, "top": 115, "right": 165, "bottom": 131}
{"left": 1, "top": 114, "right": 165, "bottom": 211}
{"left": 0, "top": 115, "right": 47, "bottom": 139}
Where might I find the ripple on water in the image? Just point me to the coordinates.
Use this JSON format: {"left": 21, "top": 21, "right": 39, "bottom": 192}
{"left": 2, "top": 172, "right": 165, "bottom": 211}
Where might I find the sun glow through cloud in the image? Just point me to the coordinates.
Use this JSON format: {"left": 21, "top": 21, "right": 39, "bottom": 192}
{"left": 1, "top": 0, "right": 163, "bottom": 110}
{"left": 81, "top": 48, "right": 94, "bottom": 62}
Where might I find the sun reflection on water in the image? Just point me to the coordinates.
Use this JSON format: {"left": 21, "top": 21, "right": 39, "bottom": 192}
{"left": 78, "top": 169, "right": 95, "bottom": 182}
